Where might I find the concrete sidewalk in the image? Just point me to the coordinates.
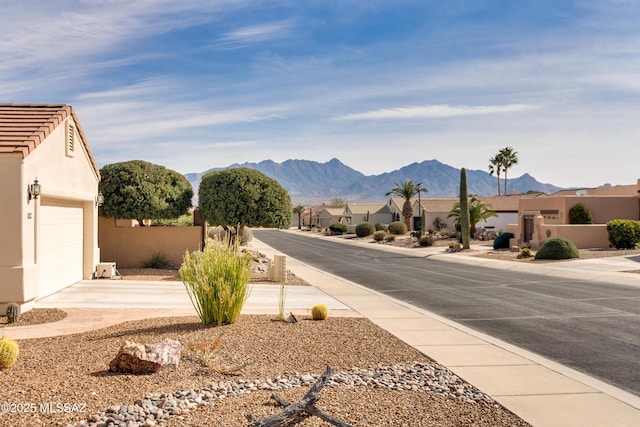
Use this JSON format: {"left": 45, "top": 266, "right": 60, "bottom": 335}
{"left": 253, "top": 232, "right": 640, "bottom": 427}
{"left": 4, "top": 233, "right": 640, "bottom": 426}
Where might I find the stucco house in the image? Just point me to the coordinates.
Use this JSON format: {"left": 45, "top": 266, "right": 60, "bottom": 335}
{"left": 388, "top": 196, "right": 528, "bottom": 233}
{"left": 507, "top": 180, "right": 640, "bottom": 249}
{"left": 343, "top": 202, "right": 394, "bottom": 226}
{"left": 0, "top": 104, "right": 101, "bottom": 314}
{"left": 316, "top": 207, "right": 344, "bottom": 228}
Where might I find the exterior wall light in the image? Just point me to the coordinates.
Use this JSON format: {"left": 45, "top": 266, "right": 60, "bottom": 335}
{"left": 96, "top": 192, "right": 104, "bottom": 207}
{"left": 29, "top": 178, "right": 41, "bottom": 200}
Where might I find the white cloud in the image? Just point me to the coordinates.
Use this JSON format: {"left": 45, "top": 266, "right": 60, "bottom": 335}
{"left": 332, "top": 104, "right": 537, "bottom": 121}
{"left": 212, "top": 21, "right": 293, "bottom": 49}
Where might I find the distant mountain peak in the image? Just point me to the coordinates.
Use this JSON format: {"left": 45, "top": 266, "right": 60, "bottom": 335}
{"left": 186, "top": 158, "right": 564, "bottom": 205}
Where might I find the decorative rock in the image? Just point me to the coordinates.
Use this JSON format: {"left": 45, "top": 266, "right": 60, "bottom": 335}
{"left": 109, "top": 339, "right": 183, "bottom": 374}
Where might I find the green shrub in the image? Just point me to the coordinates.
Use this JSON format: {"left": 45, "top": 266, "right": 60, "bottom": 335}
{"left": 329, "top": 223, "right": 348, "bottom": 235}
{"left": 375, "top": 223, "right": 388, "bottom": 232}
{"left": 419, "top": 236, "right": 435, "bottom": 247}
{"left": 385, "top": 235, "right": 396, "bottom": 242}
{"left": 355, "top": 222, "right": 376, "bottom": 237}
{"left": 373, "top": 231, "right": 387, "bottom": 241}
{"left": 568, "top": 203, "right": 594, "bottom": 224}
{"left": 179, "top": 240, "right": 252, "bottom": 325}
{"left": 493, "top": 232, "right": 514, "bottom": 249}
{"left": 606, "top": 219, "right": 640, "bottom": 249}
{"left": 388, "top": 221, "right": 408, "bottom": 235}
{"left": 143, "top": 252, "right": 172, "bottom": 269}
{"left": 534, "top": 238, "right": 579, "bottom": 260}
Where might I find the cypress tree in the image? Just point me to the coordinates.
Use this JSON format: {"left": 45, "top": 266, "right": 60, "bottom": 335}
{"left": 460, "top": 168, "right": 471, "bottom": 249}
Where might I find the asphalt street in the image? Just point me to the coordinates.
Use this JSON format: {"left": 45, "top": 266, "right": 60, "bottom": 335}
{"left": 253, "top": 229, "right": 640, "bottom": 396}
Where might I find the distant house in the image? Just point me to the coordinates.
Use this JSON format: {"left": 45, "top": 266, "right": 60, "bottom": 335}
{"left": 507, "top": 180, "right": 640, "bottom": 249}
{"left": 0, "top": 104, "right": 101, "bottom": 314}
{"left": 316, "top": 207, "right": 344, "bottom": 228}
{"left": 343, "top": 202, "right": 394, "bottom": 226}
{"left": 389, "top": 195, "right": 539, "bottom": 233}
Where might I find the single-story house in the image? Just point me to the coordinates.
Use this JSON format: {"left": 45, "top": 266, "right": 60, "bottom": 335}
{"left": 0, "top": 104, "right": 101, "bottom": 314}
{"left": 316, "top": 207, "right": 344, "bottom": 228}
{"left": 388, "top": 195, "right": 532, "bottom": 233}
{"left": 343, "top": 202, "right": 394, "bottom": 226}
{"left": 508, "top": 180, "right": 640, "bottom": 249}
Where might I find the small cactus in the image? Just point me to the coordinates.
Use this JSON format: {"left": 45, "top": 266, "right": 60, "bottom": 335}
{"left": 311, "top": 304, "right": 328, "bottom": 321}
{"left": 0, "top": 336, "right": 19, "bottom": 369}
{"left": 6, "top": 303, "right": 20, "bottom": 324}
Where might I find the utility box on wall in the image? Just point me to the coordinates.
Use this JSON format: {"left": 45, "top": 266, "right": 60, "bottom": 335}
{"left": 95, "top": 262, "right": 116, "bottom": 279}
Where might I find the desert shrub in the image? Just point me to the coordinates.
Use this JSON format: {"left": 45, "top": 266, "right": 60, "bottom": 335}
{"left": 329, "top": 223, "right": 348, "bottom": 235}
{"left": 568, "top": 203, "right": 594, "bottom": 224}
{"left": 606, "top": 219, "right": 640, "bottom": 249}
{"left": 355, "top": 222, "right": 376, "bottom": 237}
{"left": 432, "top": 216, "right": 447, "bottom": 231}
{"left": 208, "top": 226, "right": 253, "bottom": 245}
{"left": 385, "top": 235, "right": 396, "bottom": 242}
{"left": 179, "top": 240, "right": 252, "bottom": 325}
{"left": 419, "top": 236, "right": 435, "bottom": 247}
{"left": 388, "top": 221, "right": 408, "bottom": 235}
{"left": 518, "top": 247, "right": 534, "bottom": 258}
{"left": 534, "top": 238, "right": 579, "bottom": 260}
{"left": 373, "top": 230, "right": 387, "bottom": 241}
{"left": 143, "top": 252, "right": 172, "bottom": 269}
{"left": 493, "top": 232, "right": 514, "bottom": 249}
{"left": 375, "top": 223, "right": 388, "bottom": 232}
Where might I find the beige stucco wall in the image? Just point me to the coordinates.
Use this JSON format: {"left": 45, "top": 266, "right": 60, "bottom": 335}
{"left": 98, "top": 217, "right": 204, "bottom": 268}
{"left": 514, "top": 194, "right": 639, "bottom": 248}
{"left": 0, "top": 117, "right": 100, "bottom": 313}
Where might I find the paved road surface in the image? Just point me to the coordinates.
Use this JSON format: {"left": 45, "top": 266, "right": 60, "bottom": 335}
{"left": 253, "top": 229, "right": 640, "bottom": 396}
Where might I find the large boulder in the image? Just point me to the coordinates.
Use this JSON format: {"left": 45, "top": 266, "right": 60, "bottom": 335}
{"left": 109, "top": 339, "right": 182, "bottom": 374}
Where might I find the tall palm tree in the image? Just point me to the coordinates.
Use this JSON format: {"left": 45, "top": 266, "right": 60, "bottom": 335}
{"left": 448, "top": 199, "right": 498, "bottom": 236}
{"left": 385, "top": 180, "right": 428, "bottom": 231}
{"left": 292, "top": 204, "right": 306, "bottom": 230}
{"left": 488, "top": 153, "right": 503, "bottom": 196}
{"left": 499, "top": 146, "right": 518, "bottom": 195}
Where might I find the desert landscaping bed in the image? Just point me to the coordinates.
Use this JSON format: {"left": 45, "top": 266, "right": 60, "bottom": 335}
{"left": 1, "top": 315, "right": 529, "bottom": 426}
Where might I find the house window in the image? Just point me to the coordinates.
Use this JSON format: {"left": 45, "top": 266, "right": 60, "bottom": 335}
{"left": 65, "top": 119, "right": 75, "bottom": 157}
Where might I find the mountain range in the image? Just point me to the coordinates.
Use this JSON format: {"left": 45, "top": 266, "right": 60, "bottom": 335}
{"left": 185, "top": 158, "right": 564, "bottom": 205}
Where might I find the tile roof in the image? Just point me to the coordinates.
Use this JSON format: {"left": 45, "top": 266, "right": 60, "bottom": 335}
{"left": 0, "top": 103, "right": 99, "bottom": 178}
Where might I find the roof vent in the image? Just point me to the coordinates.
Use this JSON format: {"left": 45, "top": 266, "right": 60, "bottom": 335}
{"left": 65, "top": 119, "right": 75, "bottom": 157}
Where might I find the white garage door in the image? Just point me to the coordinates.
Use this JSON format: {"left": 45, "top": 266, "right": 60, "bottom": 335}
{"left": 39, "top": 199, "right": 84, "bottom": 297}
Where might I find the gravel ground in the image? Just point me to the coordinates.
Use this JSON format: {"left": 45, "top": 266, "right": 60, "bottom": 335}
{"left": 1, "top": 315, "right": 529, "bottom": 427}
{"left": 1, "top": 308, "right": 67, "bottom": 327}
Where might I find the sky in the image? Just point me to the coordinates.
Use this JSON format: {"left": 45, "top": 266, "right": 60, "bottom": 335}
{"left": 1, "top": 0, "right": 639, "bottom": 188}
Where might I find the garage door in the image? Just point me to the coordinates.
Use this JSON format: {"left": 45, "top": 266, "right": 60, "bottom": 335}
{"left": 39, "top": 199, "right": 84, "bottom": 297}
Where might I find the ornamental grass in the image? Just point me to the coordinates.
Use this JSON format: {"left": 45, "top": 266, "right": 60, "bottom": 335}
{"left": 179, "top": 239, "right": 252, "bottom": 325}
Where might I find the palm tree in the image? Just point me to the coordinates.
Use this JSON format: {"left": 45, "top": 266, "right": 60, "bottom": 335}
{"left": 499, "top": 146, "right": 518, "bottom": 195}
{"left": 488, "top": 153, "right": 503, "bottom": 196}
{"left": 385, "top": 180, "right": 428, "bottom": 231}
{"left": 292, "top": 204, "right": 306, "bottom": 230}
{"left": 448, "top": 199, "right": 498, "bottom": 236}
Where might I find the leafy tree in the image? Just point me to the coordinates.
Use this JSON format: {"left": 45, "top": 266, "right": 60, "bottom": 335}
{"left": 293, "top": 204, "right": 306, "bottom": 229}
{"left": 499, "top": 146, "right": 518, "bottom": 195}
{"left": 568, "top": 203, "right": 594, "bottom": 224}
{"left": 99, "top": 160, "right": 193, "bottom": 226}
{"left": 328, "top": 197, "right": 346, "bottom": 208}
{"left": 198, "top": 168, "right": 292, "bottom": 233}
{"left": 488, "top": 153, "right": 503, "bottom": 196}
{"left": 448, "top": 198, "right": 499, "bottom": 236}
{"left": 385, "top": 180, "right": 428, "bottom": 231}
